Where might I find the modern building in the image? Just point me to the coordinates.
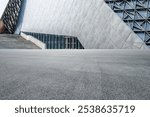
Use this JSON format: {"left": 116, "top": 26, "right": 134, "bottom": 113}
{"left": 0, "top": 0, "right": 149, "bottom": 49}
{"left": 105, "top": 0, "right": 150, "bottom": 47}
{"left": 0, "top": 0, "right": 150, "bottom": 100}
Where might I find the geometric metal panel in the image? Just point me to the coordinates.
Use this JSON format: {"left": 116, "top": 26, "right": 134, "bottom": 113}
{"left": 1, "top": 0, "right": 23, "bottom": 34}
{"left": 23, "top": 32, "right": 84, "bottom": 49}
{"left": 105, "top": 0, "right": 150, "bottom": 46}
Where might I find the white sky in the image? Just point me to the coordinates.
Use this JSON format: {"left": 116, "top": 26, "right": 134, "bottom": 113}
{"left": 0, "top": 0, "right": 9, "bottom": 18}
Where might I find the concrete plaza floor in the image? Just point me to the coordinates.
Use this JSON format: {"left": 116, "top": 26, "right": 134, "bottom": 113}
{"left": 0, "top": 34, "right": 39, "bottom": 49}
{"left": 0, "top": 50, "right": 150, "bottom": 100}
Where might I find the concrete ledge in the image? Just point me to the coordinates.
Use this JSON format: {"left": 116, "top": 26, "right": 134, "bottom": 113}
{"left": 20, "top": 32, "right": 46, "bottom": 49}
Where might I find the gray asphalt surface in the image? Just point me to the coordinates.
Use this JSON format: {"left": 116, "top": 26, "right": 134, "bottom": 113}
{"left": 0, "top": 50, "right": 150, "bottom": 100}
{"left": 0, "top": 34, "right": 39, "bottom": 49}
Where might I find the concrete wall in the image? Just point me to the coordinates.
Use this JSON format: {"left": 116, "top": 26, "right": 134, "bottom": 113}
{"left": 0, "top": 0, "right": 9, "bottom": 18}
{"left": 19, "top": 0, "right": 148, "bottom": 49}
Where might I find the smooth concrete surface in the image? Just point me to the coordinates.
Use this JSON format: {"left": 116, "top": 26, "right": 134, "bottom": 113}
{"left": 0, "top": 0, "right": 9, "bottom": 18}
{"left": 19, "top": 0, "right": 148, "bottom": 49}
{"left": 0, "top": 34, "right": 39, "bottom": 49}
{"left": 0, "top": 50, "right": 150, "bottom": 100}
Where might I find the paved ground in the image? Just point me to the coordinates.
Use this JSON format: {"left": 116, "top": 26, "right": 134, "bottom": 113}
{"left": 0, "top": 34, "right": 39, "bottom": 49}
{"left": 0, "top": 50, "right": 150, "bottom": 100}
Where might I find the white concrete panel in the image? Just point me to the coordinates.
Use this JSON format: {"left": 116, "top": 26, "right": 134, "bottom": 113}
{"left": 20, "top": 0, "right": 148, "bottom": 49}
{"left": 0, "top": 0, "right": 9, "bottom": 18}
{"left": 20, "top": 32, "right": 46, "bottom": 49}
{"left": 123, "top": 32, "right": 149, "bottom": 49}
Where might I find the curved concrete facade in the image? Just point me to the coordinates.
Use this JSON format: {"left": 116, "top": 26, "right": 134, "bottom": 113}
{"left": 3, "top": 0, "right": 149, "bottom": 49}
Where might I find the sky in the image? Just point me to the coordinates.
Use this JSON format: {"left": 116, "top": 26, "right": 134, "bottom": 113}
{"left": 0, "top": 0, "right": 9, "bottom": 18}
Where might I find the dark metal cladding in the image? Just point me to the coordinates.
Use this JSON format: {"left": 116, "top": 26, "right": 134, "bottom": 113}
{"left": 1, "top": 0, "right": 23, "bottom": 34}
{"left": 105, "top": 0, "right": 150, "bottom": 46}
{"left": 23, "top": 32, "right": 84, "bottom": 49}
